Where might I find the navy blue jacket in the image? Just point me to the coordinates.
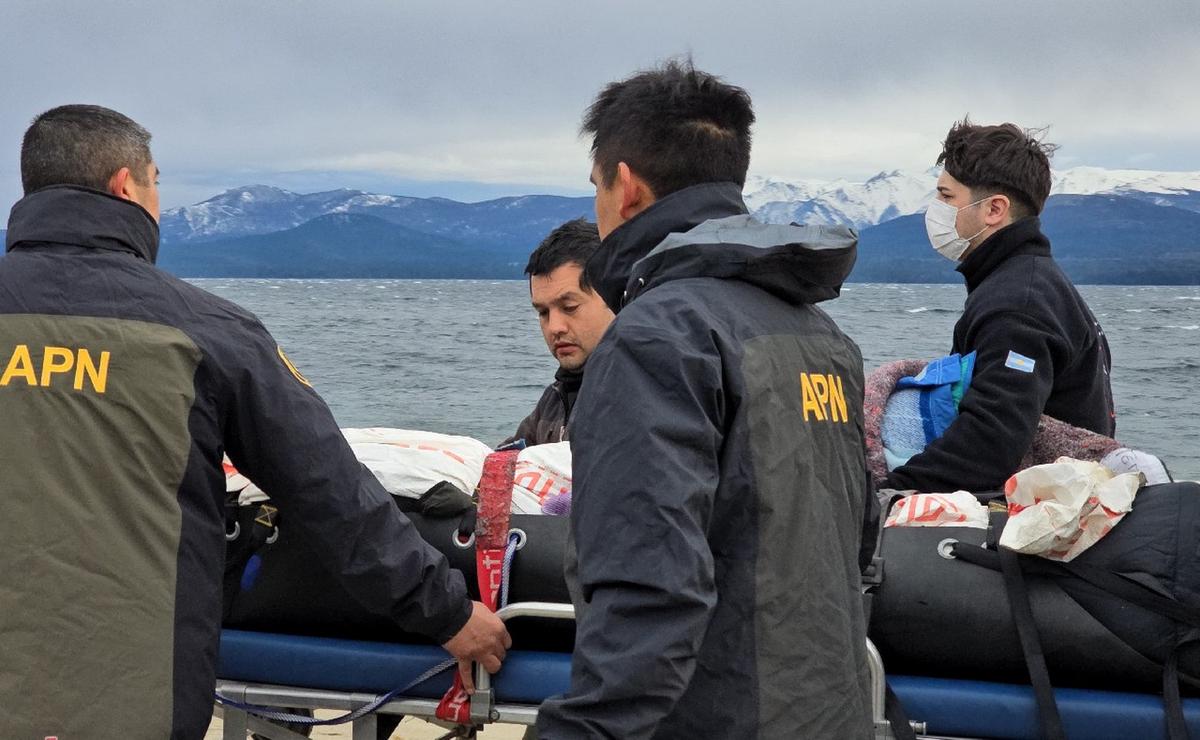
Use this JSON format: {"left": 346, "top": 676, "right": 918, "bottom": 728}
{"left": 537, "top": 183, "right": 873, "bottom": 739}
{"left": 0, "top": 186, "right": 470, "bottom": 739}
{"left": 888, "top": 217, "right": 1115, "bottom": 493}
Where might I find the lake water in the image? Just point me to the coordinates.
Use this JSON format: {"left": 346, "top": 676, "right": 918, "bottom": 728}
{"left": 192, "top": 279, "right": 1200, "bottom": 481}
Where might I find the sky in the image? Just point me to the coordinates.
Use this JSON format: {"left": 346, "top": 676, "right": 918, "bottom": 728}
{"left": 2, "top": 1, "right": 1199, "bottom": 210}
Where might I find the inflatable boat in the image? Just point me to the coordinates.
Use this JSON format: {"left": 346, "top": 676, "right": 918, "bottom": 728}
{"left": 216, "top": 467, "right": 1200, "bottom": 739}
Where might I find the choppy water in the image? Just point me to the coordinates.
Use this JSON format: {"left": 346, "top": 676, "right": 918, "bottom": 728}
{"left": 193, "top": 280, "right": 1200, "bottom": 481}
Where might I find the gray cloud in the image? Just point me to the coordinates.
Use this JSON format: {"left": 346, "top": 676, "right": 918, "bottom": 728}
{"left": 2, "top": 0, "right": 1198, "bottom": 209}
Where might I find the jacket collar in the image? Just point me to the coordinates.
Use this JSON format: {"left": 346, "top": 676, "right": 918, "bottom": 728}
{"left": 957, "top": 216, "right": 1050, "bottom": 293}
{"left": 585, "top": 181, "right": 748, "bottom": 312}
{"left": 554, "top": 365, "right": 584, "bottom": 394}
{"left": 6, "top": 185, "right": 160, "bottom": 263}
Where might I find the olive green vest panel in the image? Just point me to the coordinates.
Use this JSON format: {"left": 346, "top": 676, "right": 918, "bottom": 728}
{"left": 0, "top": 314, "right": 200, "bottom": 738}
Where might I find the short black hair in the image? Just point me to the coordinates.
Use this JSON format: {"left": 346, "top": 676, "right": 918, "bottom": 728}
{"left": 21, "top": 104, "right": 153, "bottom": 195}
{"left": 937, "top": 117, "right": 1058, "bottom": 218}
{"left": 525, "top": 218, "right": 601, "bottom": 292}
{"left": 582, "top": 58, "right": 754, "bottom": 198}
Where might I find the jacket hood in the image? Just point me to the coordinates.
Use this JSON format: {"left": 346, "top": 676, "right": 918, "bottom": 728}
{"left": 586, "top": 181, "right": 857, "bottom": 312}
{"left": 6, "top": 185, "right": 160, "bottom": 263}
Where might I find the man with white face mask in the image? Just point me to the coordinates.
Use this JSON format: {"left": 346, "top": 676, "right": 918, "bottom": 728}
{"left": 885, "top": 118, "right": 1115, "bottom": 493}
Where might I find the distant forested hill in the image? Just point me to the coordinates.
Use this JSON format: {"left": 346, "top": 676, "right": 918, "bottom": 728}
{"left": 158, "top": 213, "right": 523, "bottom": 278}
{"left": 8, "top": 187, "right": 1196, "bottom": 284}
{"left": 852, "top": 194, "right": 1200, "bottom": 285}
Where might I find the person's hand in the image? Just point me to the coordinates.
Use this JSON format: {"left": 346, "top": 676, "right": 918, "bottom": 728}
{"left": 441, "top": 601, "right": 511, "bottom": 693}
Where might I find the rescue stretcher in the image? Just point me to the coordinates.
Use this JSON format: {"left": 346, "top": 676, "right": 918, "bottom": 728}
{"left": 217, "top": 450, "right": 1200, "bottom": 739}
{"left": 214, "top": 598, "right": 1200, "bottom": 740}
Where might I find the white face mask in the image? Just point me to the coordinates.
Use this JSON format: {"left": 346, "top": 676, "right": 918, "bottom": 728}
{"left": 924, "top": 196, "right": 990, "bottom": 261}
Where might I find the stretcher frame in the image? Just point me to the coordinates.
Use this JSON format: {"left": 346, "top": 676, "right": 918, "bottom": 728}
{"left": 216, "top": 600, "right": 1198, "bottom": 740}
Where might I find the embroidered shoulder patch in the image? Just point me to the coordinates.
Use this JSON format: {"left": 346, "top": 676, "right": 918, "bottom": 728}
{"left": 1004, "top": 350, "right": 1035, "bottom": 373}
{"left": 278, "top": 346, "right": 313, "bottom": 387}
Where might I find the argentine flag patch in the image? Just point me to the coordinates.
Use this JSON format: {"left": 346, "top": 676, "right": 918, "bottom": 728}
{"left": 1005, "top": 350, "right": 1036, "bottom": 373}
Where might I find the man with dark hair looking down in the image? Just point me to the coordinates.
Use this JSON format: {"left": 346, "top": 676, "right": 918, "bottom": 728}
{"left": 886, "top": 119, "right": 1115, "bottom": 494}
{"left": 0, "top": 104, "right": 509, "bottom": 739}
{"left": 504, "top": 218, "right": 613, "bottom": 447}
{"left": 535, "top": 61, "right": 873, "bottom": 739}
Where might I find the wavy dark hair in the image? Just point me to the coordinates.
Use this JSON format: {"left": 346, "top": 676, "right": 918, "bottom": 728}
{"left": 938, "top": 117, "right": 1058, "bottom": 218}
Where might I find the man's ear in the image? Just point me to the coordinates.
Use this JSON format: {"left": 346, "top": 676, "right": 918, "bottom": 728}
{"left": 616, "top": 162, "right": 654, "bottom": 220}
{"left": 107, "top": 167, "right": 133, "bottom": 200}
{"left": 984, "top": 193, "right": 1011, "bottom": 227}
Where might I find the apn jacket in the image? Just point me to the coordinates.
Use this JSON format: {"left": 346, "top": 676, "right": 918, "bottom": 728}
{"left": 887, "top": 216, "right": 1115, "bottom": 493}
{"left": 0, "top": 186, "right": 471, "bottom": 740}
{"left": 536, "top": 182, "right": 873, "bottom": 739}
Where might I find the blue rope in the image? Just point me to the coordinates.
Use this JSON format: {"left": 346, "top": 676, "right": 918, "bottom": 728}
{"left": 214, "top": 657, "right": 455, "bottom": 726}
{"left": 500, "top": 531, "right": 520, "bottom": 609}
{"left": 217, "top": 530, "right": 523, "bottom": 727}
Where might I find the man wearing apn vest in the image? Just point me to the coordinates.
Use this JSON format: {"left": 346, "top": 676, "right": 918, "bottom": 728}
{"left": 0, "top": 105, "right": 509, "bottom": 739}
{"left": 535, "top": 60, "right": 873, "bottom": 739}
{"left": 886, "top": 119, "right": 1115, "bottom": 494}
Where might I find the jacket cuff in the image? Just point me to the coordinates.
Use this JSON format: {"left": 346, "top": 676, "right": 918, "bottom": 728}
{"left": 430, "top": 596, "right": 474, "bottom": 645}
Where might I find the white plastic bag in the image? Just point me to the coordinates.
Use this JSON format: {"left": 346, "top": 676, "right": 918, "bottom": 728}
{"left": 999, "top": 457, "right": 1141, "bottom": 561}
{"left": 512, "top": 442, "right": 572, "bottom": 514}
{"left": 227, "top": 430, "right": 573, "bottom": 516}
{"left": 341, "top": 428, "right": 493, "bottom": 500}
{"left": 884, "top": 491, "right": 989, "bottom": 529}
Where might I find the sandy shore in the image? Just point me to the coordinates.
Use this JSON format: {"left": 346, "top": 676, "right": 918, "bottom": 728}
{"left": 206, "top": 710, "right": 527, "bottom": 739}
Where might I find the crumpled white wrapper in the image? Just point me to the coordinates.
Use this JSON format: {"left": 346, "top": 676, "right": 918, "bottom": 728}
{"left": 885, "top": 491, "right": 989, "bottom": 529}
{"left": 999, "top": 457, "right": 1142, "bottom": 561}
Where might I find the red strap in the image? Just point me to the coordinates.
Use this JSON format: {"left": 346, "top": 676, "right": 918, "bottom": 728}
{"left": 436, "top": 450, "right": 518, "bottom": 724}
{"left": 476, "top": 450, "right": 517, "bottom": 550}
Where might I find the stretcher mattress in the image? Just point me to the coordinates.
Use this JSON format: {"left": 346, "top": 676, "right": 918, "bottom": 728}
{"left": 218, "top": 629, "right": 569, "bottom": 705}
{"left": 217, "top": 629, "right": 1200, "bottom": 739}
{"left": 890, "top": 674, "right": 1200, "bottom": 739}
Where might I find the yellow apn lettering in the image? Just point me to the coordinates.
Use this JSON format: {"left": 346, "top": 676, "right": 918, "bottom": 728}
{"left": 800, "top": 371, "right": 850, "bottom": 423}
{"left": 40, "top": 346, "right": 75, "bottom": 386}
{"left": 1, "top": 344, "right": 38, "bottom": 386}
{"left": 828, "top": 374, "right": 848, "bottom": 423}
{"left": 74, "top": 349, "right": 110, "bottom": 393}
{"left": 811, "top": 373, "right": 829, "bottom": 412}
{"left": 800, "top": 372, "right": 825, "bottom": 421}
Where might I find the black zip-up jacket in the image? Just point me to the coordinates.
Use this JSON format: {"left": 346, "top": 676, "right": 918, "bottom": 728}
{"left": 502, "top": 366, "right": 582, "bottom": 446}
{"left": 536, "top": 183, "right": 872, "bottom": 739}
{"left": 0, "top": 186, "right": 471, "bottom": 739}
{"left": 887, "top": 217, "right": 1115, "bottom": 493}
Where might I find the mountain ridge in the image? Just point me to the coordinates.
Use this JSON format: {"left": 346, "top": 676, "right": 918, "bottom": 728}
{"left": 161, "top": 165, "right": 1200, "bottom": 246}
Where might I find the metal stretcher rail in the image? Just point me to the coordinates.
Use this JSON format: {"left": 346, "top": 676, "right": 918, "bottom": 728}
{"left": 470, "top": 601, "right": 576, "bottom": 725}
{"left": 216, "top": 601, "right": 905, "bottom": 739}
{"left": 217, "top": 607, "right": 1200, "bottom": 739}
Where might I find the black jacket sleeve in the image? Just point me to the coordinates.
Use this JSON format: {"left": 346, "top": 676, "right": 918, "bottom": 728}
{"left": 500, "top": 383, "right": 559, "bottom": 447}
{"left": 536, "top": 311, "right": 723, "bottom": 739}
{"left": 218, "top": 322, "right": 472, "bottom": 644}
{"left": 886, "top": 310, "right": 1065, "bottom": 493}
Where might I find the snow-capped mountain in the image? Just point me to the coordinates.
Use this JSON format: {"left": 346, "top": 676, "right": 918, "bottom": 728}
{"left": 160, "top": 187, "right": 592, "bottom": 247}
{"left": 160, "top": 186, "right": 423, "bottom": 243}
{"left": 747, "top": 169, "right": 938, "bottom": 230}
{"left": 160, "top": 166, "right": 1200, "bottom": 248}
{"left": 1049, "top": 167, "right": 1200, "bottom": 196}
{"left": 743, "top": 166, "right": 1200, "bottom": 230}
{"left": 741, "top": 174, "right": 832, "bottom": 212}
